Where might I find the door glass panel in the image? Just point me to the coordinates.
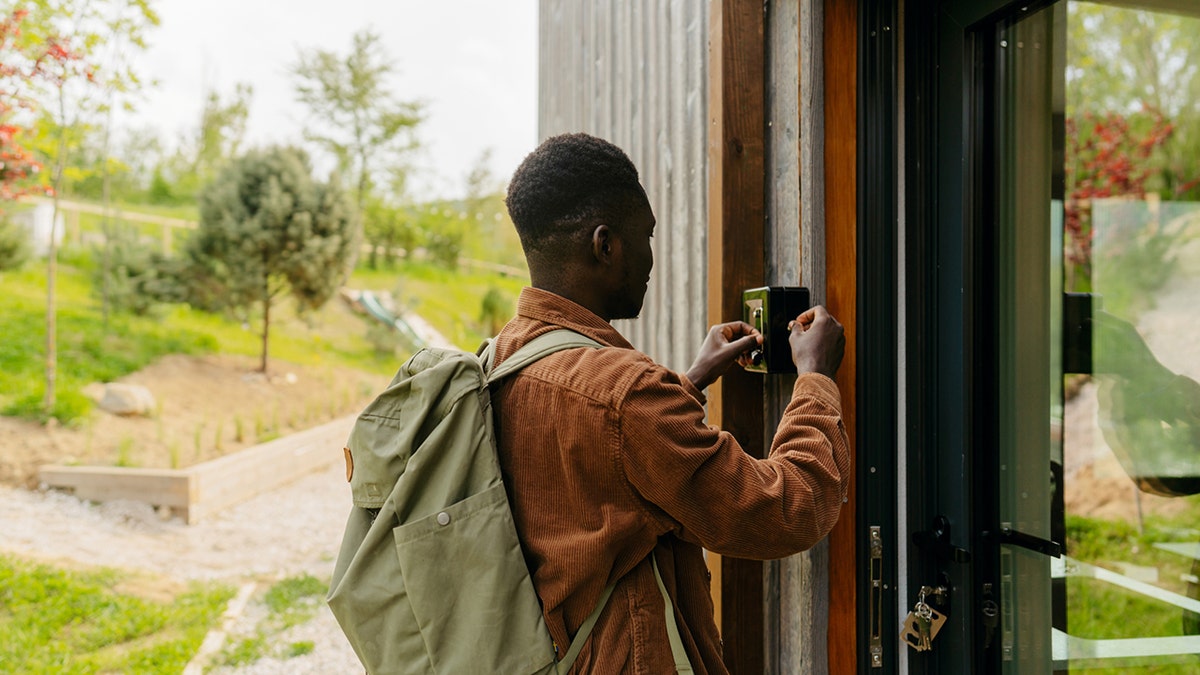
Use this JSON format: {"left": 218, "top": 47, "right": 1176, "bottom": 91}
{"left": 997, "top": 1, "right": 1200, "bottom": 672}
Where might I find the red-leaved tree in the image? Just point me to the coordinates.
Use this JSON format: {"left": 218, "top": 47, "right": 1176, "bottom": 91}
{"left": 0, "top": 8, "right": 49, "bottom": 203}
{"left": 1064, "top": 107, "right": 1174, "bottom": 288}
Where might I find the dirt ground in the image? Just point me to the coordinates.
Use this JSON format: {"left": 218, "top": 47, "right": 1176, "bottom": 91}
{"left": 0, "top": 353, "right": 390, "bottom": 489}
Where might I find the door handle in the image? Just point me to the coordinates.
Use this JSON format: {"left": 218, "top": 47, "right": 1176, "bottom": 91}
{"left": 985, "top": 525, "right": 1062, "bottom": 558}
{"left": 913, "top": 515, "right": 972, "bottom": 564}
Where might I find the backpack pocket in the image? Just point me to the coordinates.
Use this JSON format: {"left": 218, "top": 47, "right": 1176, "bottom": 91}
{"left": 393, "top": 483, "right": 558, "bottom": 674}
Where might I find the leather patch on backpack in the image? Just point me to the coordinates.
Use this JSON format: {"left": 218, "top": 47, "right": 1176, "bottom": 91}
{"left": 343, "top": 447, "right": 354, "bottom": 482}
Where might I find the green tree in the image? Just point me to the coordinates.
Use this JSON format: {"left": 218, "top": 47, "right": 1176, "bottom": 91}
{"left": 192, "top": 83, "right": 251, "bottom": 186}
{"left": 89, "top": 0, "right": 158, "bottom": 329}
{"left": 457, "top": 148, "right": 523, "bottom": 265}
{"left": 153, "top": 83, "right": 252, "bottom": 203}
{"left": 362, "top": 196, "right": 417, "bottom": 268}
{"left": 417, "top": 203, "right": 464, "bottom": 270}
{"left": 290, "top": 29, "right": 423, "bottom": 211}
{"left": 19, "top": 0, "right": 157, "bottom": 416}
{"left": 88, "top": 223, "right": 176, "bottom": 316}
{"left": 186, "top": 147, "right": 357, "bottom": 373}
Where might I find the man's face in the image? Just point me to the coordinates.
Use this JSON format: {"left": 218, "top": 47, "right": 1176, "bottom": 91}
{"left": 611, "top": 201, "right": 656, "bottom": 320}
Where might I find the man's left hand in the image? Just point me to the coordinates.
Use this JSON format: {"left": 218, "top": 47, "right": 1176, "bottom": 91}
{"left": 685, "top": 321, "right": 762, "bottom": 390}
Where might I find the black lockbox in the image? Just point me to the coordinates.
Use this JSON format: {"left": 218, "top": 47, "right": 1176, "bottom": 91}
{"left": 741, "top": 286, "right": 811, "bottom": 374}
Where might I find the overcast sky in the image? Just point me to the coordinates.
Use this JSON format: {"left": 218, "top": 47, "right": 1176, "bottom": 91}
{"left": 124, "top": 0, "right": 539, "bottom": 199}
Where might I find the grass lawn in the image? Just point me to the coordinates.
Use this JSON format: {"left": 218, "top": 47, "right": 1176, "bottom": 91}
{"left": 1063, "top": 508, "right": 1200, "bottom": 673}
{"left": 213, "top": 574, "right": 328, "bottom": 668}
{"left": 0, "top": 555, "right": 233, "bottom": 674}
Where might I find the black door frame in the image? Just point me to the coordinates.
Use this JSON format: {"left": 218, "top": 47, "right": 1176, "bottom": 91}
{"left": 856, "top": 0, "right": 899, "bottom": 670}
{"left": 858, "top": 0, "right": 1061, "bottom": 672}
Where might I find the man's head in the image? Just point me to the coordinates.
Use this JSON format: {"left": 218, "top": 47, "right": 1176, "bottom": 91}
{"left": 505, "top": 133, "right": 654, "bottom": 320}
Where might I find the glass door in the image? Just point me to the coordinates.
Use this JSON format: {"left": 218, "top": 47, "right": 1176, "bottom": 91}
{"left": 993, "top": 1, "right": 1200, "bottom": 671}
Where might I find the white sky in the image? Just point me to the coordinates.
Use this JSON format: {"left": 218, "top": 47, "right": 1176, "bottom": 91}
{"left": 124, "top": 0, "right": 539, "bottom": 199}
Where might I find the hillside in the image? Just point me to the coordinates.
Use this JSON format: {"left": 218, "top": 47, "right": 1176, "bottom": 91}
{"left": 1, "top": 200, "right": 528, "bottom": 487}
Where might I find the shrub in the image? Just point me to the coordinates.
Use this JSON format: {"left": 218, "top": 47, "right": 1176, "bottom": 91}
{"left": 0, "top": 217, "right": 31, "bottom": 271}
{"left": 91, "top": 225, "right": 163, "bottom": 316}
{"left": 479, "top": 286, "right": 511, "bottom": 335}
{"left": 3, "top": 388, "right": 92, "bottom": 426}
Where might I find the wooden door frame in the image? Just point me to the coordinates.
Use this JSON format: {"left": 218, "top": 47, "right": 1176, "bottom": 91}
{"left": 825, "top": 0, "right": 858, "bottom": 672}
{"left": 707, "top": 0, "right": 857, "bottom": 671}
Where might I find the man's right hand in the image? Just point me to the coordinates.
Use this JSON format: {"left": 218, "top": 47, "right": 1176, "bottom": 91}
{"left": 788, "top": 305, "right": 845, "bottom": 380}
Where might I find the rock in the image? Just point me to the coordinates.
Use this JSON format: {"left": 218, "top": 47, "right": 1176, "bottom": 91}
{"left": 98, "top": 383, "right": 157, "bottom": 417}
{"left": 81, "top": 382, "right": 107, "bottom": 403}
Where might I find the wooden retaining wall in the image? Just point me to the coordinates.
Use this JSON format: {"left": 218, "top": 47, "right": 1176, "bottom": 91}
{"left": 40, "top": 416, "right": 356, "bottom": 524}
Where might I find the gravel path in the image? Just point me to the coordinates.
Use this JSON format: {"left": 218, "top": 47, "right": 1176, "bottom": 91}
{"left": 1, "top": 448, "right": 365, "bottom": 673}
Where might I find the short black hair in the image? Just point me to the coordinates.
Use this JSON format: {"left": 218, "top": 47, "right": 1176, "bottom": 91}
{"left": 505, "top": 133, "right": 648, "bottom": 256}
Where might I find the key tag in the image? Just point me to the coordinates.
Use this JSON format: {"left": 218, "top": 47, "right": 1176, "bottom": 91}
{"left": 901, "top": 587, "right": 948, "bottom": 652}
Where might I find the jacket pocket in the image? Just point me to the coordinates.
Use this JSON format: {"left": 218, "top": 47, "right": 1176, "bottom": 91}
{"left": 393, "top": 483, "right": 558, "bottom": 674}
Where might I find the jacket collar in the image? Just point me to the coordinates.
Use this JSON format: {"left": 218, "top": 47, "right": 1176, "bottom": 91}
{"left": 516, "top": 287, "right": 635, "bottom": 350}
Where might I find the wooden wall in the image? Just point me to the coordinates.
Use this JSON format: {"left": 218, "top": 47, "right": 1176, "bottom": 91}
{"left": 538, "top": 0, "right": 709, "bottom": 372}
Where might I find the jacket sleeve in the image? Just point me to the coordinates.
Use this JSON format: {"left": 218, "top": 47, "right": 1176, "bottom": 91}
{"left": 618, "top": 367, "right": 850, "bottom": 559}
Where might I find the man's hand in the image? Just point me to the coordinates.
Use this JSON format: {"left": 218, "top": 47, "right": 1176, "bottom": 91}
{"left": 1093, "top": 310, "right": 1174, "bottom": 390}
{"left": 686, "top": 321, "right": 762, "bottom": 390}
{"left": 789, "top": 305, "right": 845, "bottom": 379}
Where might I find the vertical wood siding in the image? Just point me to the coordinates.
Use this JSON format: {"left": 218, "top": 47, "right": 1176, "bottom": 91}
{"left": 763, "top": 1, "right": 830, "bottom": 673}
{"left": 539, "top": 0, "right": 708, "bottom": 372}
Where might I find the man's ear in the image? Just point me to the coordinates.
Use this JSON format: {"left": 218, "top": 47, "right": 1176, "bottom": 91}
{"left": 591, "top": 224, "right": 616, "bottom": 265}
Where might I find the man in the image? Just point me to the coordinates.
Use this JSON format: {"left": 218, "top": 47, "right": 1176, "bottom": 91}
{"left": 492, "top": 132, "right": 850, "bottom": 673}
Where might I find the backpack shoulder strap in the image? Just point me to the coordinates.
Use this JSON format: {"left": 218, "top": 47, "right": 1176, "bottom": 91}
{"left": 557, "top": 580, "right": 616, "bottom": 672}
{"left": 557, "top": 553, "right": 692, "bottom": 673}
{"left": 486, "top": 329, "right": 601, "bottom": 384}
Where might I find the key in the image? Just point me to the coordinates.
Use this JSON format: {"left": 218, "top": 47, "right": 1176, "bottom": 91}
{"left": 924, "top": 604, "right": 947, "bottom": 644}
{"left": 903, "top": 587, "right": 934, "bottom": 652}
{"left": 900, "top": 610, "right": 929, "bottom": 651}
{"left": 916, "top": 587, "right": 933, "bottom": 647}
{"left": 917, "top": 604, "right": 933, "bottom": 650}
{"left": 901, "top": 586, "right": 949, "bottom": 652}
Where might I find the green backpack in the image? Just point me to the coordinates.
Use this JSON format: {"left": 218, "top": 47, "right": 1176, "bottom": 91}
{"left": 327, "top": 330, "right": 606, "bottom": 674}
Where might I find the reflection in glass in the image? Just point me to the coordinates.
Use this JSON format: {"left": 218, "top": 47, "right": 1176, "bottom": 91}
{"left": 1001, "top": 1, "right": 1200, "bottom": 672}
{"left": 1091, "top": 200, "right": 1200, "bottom": 495}
{"left": 1065, "top": 1, "right": 1200, "bottom": 672}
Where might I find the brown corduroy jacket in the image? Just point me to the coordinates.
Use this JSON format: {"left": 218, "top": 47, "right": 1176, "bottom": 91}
{"left": 492, "top": 287, "right": 851, "bottom": 674}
